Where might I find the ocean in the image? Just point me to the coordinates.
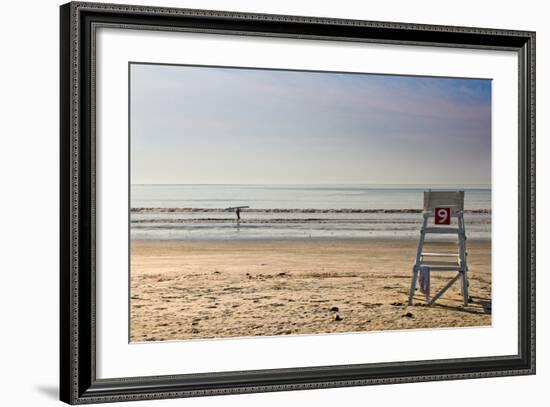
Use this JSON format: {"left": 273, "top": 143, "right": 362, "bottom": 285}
{"left": 130, "top": 184, "right": 491, "bottom": 240}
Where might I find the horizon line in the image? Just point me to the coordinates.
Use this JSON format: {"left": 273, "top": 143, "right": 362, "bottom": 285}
{"left": 130, "top": 182, "right": 491, "bottom": 188}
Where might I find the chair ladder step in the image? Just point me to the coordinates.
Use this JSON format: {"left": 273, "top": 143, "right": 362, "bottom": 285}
{"left": 421, "top": 252, "right": 459, "bottom": 257}
{"left": 424, "top": 227, "right": 460, "bottom": 234}
{"left": 420, "top": 260, "right": 461, "bottom": 267}
{"left": 421, "top": 265, "right": 463, "bottom": 271}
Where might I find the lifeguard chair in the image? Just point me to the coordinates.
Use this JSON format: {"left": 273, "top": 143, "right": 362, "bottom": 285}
{"left": 408, "top": 190, "right": 469, "bottom": 306}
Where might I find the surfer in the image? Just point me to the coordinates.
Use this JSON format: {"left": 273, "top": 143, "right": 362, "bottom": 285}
{"left": 225, "top": 206, "right": 249, "bottom": 221}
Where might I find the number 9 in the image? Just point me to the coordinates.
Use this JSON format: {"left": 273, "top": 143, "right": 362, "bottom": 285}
{"left": 437, "top": 208, "right": 449, "bottom": 224}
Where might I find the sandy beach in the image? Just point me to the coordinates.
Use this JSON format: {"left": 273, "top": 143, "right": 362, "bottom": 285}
{"left": 130, "top": 238, "right": 491, "bottom": 342}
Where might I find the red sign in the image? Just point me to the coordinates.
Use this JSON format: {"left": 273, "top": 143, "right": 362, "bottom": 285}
{"left": 435, "top": 207, "right": 451, "bottom": 225}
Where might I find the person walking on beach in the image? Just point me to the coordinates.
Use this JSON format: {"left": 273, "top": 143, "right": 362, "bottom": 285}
{"left": 235, "top": 207, "right": 241, "bottom": 221}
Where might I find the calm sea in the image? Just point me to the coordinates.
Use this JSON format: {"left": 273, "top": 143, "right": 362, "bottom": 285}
{"left": 130, "top": 184, "right": 491, "bottom": 240}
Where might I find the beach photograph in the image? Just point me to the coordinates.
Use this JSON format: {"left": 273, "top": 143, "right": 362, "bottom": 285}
{"left": 129, "top": 63, "right": 492, "bottom": 342}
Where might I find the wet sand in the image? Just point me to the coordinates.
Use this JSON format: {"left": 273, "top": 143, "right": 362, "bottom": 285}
{"left": 130, "top": 239, "right": 491, "bottom": 342}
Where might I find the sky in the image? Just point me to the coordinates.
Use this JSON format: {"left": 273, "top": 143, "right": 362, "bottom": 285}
{"left": 130, "top": 63, "right": 491, "bottom": 186}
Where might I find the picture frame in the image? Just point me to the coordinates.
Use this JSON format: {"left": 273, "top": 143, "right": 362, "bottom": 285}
{"left": 60, "top": 1, "right": 535, "bottom": 404}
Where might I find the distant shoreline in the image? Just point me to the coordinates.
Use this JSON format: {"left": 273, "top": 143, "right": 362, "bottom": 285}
{"left": 130, "top": 236, "right": 492, "bottom": 242}
{"left": 130, "top": 183, "right": 492, "bottom": 189}
{"left": 131, "top": 207, "right": 491, "bottom": 214}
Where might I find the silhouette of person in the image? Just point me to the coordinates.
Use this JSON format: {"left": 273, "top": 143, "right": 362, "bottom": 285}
{"left": 236, "top": 207, "right": 241, "bottom": 221}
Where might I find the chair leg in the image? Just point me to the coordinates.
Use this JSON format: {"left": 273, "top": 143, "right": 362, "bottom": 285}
{"left": 457, "top": 212, "right": 469, "bottom": 306}
{"left": 462, "top": 270, "right": 469, "bottom": 306}
{"left": 409, "top": 214, "right": 428, "bottom": 306}
{"left": 408, "top": 266, "right": 418, "bottom": 306}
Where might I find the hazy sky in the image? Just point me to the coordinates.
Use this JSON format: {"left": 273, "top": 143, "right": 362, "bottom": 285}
{"left": 130, "top": 63, "right": 491, "bottom": 186}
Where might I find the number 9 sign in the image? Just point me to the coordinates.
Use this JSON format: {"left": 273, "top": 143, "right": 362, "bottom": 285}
{"left": 435, "top": 207, "right": 451, "bottom": 225}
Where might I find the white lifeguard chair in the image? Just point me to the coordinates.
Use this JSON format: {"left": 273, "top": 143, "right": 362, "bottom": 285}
{"left": 408, "top": 190, "right": 469, "bottom": 306}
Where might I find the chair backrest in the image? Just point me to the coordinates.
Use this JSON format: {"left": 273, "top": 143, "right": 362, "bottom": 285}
{"left": 423, "top": 190, "right": 464, "bottom": 212}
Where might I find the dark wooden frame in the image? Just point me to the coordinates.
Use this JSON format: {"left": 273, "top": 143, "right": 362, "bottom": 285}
{"left": 60, "top": 1, "right": 536, "bottom": 404}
